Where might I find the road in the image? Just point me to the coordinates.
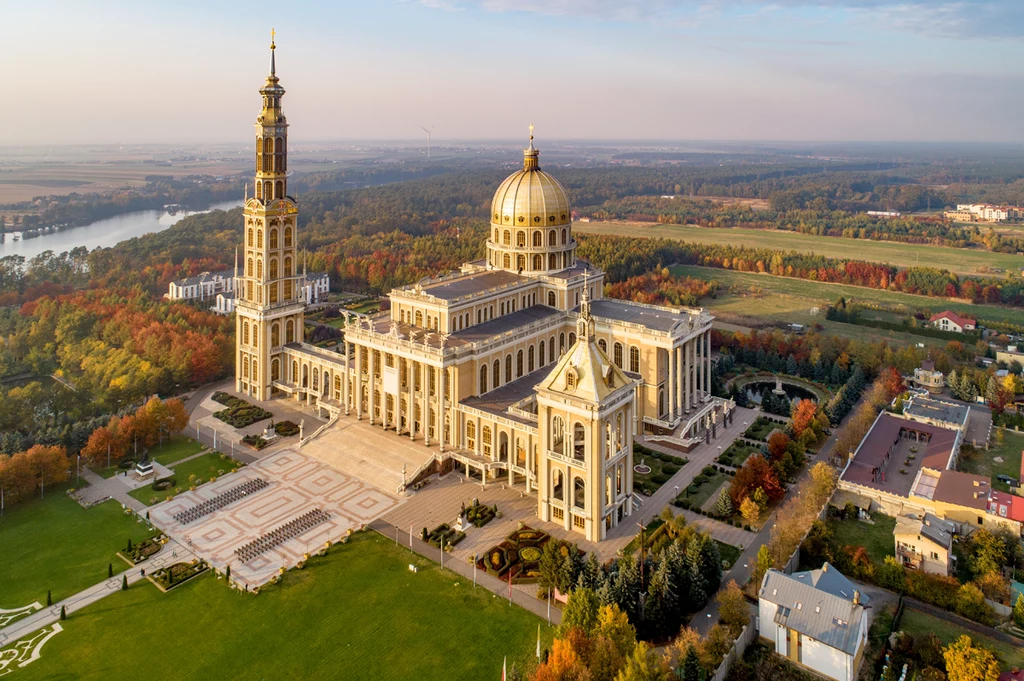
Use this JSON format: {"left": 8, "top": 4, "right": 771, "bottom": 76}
{"left": 691, "top": 394, "right": 867, "bottom": 635}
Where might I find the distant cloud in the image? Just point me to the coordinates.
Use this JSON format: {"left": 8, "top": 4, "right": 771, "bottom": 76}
{"left": 414, "top": 0, "right": 1024, "bottom": 38}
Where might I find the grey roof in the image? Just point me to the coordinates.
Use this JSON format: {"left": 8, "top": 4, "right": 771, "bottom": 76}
{"left": 172, "top": 269, "right": 233, "bottom": 287}
{"left": 448, "top": 305, "right": 563, "bottom": 344}
{"left": 461, "top": 367, "right": 550, "bottom": 426}
{"left": 903, "top": 394, "right": 969, "bottom": 428}
{"left": 761, "top": 567, "right": 867, "bottom": 656}
{"left": 419, "top": 270, "right": 526, "bottom": 301}
{"left": 545, "top": 260, "right": 598, "bottom": 281}
{"left": 790, "top": 563, "right": 871, "bottom": 606}
{"left": 581, "top": 299, "right": 693, "bottom": 333}
{"left": 895, "top": 512, "right": 954, "bottom": 549}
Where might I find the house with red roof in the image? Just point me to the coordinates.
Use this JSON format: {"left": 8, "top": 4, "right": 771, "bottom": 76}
{"left": 929, "top": 310, "right": 976, "bottom": 334}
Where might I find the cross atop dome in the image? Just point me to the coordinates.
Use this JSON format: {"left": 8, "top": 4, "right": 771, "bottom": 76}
{"left": 523, "top": 123, "right": 540, "bottom": 171}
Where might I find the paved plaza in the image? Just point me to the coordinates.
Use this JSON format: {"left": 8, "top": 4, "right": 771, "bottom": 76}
{"left": 149, "top": 449, "right": 400, "bottom": 588}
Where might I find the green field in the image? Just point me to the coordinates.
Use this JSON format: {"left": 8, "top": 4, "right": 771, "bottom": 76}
{"left": 671, "top": 264, "right": 1024, "bottom": 328}
{"left": 150, "top": 436, "right": 206, "bottom": 465}
{"left": 960, "top": 429, "right": 1023, "bottom": 492}
{"left": 129, "top": 452, "right": 242, "bottom": 506}
{"left": 578, "top": 221, "right": 1021, "bottom": 278}
{"left": 899, "top": 607, "right": 1024, "bottom": 671}
{"left": 0, "top": 490, "right": 155, "bottom": 608}
{"left": 6, "top": 532, "right": 550, "bottom": 681}
{"left": 832, "top": 513, "right": 896, "bottom": 565}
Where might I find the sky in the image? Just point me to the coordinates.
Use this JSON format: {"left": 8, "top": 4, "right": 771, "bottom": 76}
{"left": 6, "top": 0, "right": 1024, "bottom": 144}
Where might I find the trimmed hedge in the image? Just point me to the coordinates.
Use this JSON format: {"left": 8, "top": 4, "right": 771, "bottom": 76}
{"left": 212, "top": 392, "right": 272, "bottom": 428}
{"left": 275, "top": 421, "right": 300, "bottom": 437}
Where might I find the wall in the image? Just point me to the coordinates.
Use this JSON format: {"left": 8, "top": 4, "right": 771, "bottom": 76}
{"left": 801, "top": 636, "right": 852, "bottom": 681}
{"left": 710, "top": 623, "right": 756, "bottom": 681}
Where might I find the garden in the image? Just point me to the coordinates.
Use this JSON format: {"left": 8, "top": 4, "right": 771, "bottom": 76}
{"left": 422, "top": 523, "right": 466, "bottom": 550}
{"left": 742, "top": 416, "right": 782, "bottom": 442}
{"left": 959, "top": 431, "right": 1023, "bottom": 493}
{"left": 2, "top": 532, "right": 550, "bottom": 680}
{"left": 151, "top": 561, "right": 209, "bottom": 591}
{"left": 672, "top": 466, "right": 734, "bottom": 512}
{"left": 477, "top": 526, "right": 555, "bottom": 583}
{"left": 211, "top": 391, "right": 272, "bottom": 428}
{"left": 631, "top": 442, "right": 688, "bottom": 496}
{"left": 716, "top": 441, "right": 759, "bottom": 468}
{"left": 129, "top": 453, "right": 242, "bottom": 506}
{"left": 119, "top": 535, "right": 165, "bottom": 565}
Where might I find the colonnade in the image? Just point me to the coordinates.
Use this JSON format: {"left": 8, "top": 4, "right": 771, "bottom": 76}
{"left": 667, "top": 329, "right": 712, "bottom": 421}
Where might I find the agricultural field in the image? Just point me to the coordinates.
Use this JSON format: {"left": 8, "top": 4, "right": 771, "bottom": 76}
{"left": 671, "top": 264, "right": 1024, "bottom": 328}
{"left": 4, "top": 532, "right": 549, "bottom": 681}
{"left": 576, "top": 221, "right": 1022, "bottom": 278}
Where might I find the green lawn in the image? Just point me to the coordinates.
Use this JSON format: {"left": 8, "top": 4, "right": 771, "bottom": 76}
{"left": 718, "top": 441, "right": 759, "bottom": 468}
{"left": 899, "top": 607, "right": 1024, "bottom": 671}
{"left": 129, "top": 453, "right": 243, "bottom": 506}
{"left": 0, "top": 489, "right": 156, "bottom": 607}
{"left": 578, "top": 221, "right": 1020, "bottom": 278}
{"left": 6, "top": 532, "right": 550, "bottom": 681}
{"left": 632, "top": 445, "right": 687, "bottom": 496}
{"left": 716, "top": 541, "right": 741, "bottom": 568}
{"left": 743, "top": 417, "right": 780, "bottom": 442}
{"left": 959, "top": 429, "right": 1023, "bottom": 492}
{"left": 682, "top": 470, "right": 732, "bottom": 510}
{"left": 150, "top": 436, "right": 205, "bottom": 465}
{"left": 671, "top": 264, "right": 1024, "bottom": 328}
{"left": 832, "top": 513, "right": 897, "bottom": 565}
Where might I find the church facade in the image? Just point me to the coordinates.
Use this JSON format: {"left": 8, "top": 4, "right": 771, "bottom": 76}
{"left": 235, "top": 41, "right": 728, "bottom": 542}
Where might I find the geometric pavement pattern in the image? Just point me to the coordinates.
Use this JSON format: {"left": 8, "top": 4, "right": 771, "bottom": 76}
{"left": 0, "top": 623, "right": 61, "bottom": 676}
{"left": 149, "top": 449, "right": 400, "bottom": 588}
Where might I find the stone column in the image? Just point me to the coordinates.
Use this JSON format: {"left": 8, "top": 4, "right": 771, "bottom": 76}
{"left": 683, "top": 338, "right": 690, "bottom": 413}
{"left": 368, "top": 349, "right": 376, "bottom": 426}
{"left": 422, "top": 363, "right": 430, "bottom": 447}
{"left": 675, "top": 345, "right": 683, "bottom": 420}
{"left": 343, "top": 342, "right": 351, "bottom": 416}
{"left": 668, "top": 345, "right": 676, "bottom": 418}
{"left": 408, "top": 359, "right": 415, "bottom": 441}
{"left": 439, "top": 364, "right": 446, "bottom": 453}
{"left": 564, "top": 463, "right": 572, "bottom": 532}
{"left": 476, "top": 415, "right": 482, "bottom": 456}
{"left": 355, "top": 345, "right": 363, "bottom": 420}
{"left": 706, "top": 330, "right": 712, "bottom": 399}
{"left": 696, "top": 334, "right": 703, "bottom": 402}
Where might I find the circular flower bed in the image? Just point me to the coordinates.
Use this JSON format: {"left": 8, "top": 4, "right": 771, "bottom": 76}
{"left": 518, "top": 546, "right": 542, "bottom": 562}
{"left": 633, "top": 464, "right": 652, "bottom": 474}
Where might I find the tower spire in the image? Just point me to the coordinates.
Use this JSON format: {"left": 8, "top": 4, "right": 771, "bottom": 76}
{"left": 270, "top": 28, "right": 276, "bottom": 76}
{"left": 523, "top": 123, "right": 539, "bottom": 171}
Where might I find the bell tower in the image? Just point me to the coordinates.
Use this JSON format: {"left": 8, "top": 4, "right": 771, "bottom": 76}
{"left": 236, "top": 30, "right": 305, "bottom": 401}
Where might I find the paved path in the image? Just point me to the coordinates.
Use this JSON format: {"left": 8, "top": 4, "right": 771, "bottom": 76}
{"left": 77, "top": 467, "right": 147, "bottom": 513}
{"left": 368, "top": 518, "right": 562, "bottom": 627}
{"left": 691, "top": 395, "right": 868, "bottom": 635}
{"left": 0, "top": 538, "right": 197, "bottom": 646}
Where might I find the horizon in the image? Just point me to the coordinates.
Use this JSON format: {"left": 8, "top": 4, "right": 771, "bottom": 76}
{"left": 9, "top": 0, "right": 1023, "bottom": 146}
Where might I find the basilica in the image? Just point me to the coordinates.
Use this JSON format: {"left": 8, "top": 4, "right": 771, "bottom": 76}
{"left": 234, "top": 40, "right": 728, "bottom": 542}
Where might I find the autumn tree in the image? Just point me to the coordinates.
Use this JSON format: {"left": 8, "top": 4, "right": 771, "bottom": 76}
{"left": 532, "top": 636, "right": 591, "bottom": 681}
{"left": 729, "top": 455, "right": 783, "bottom": 507}
{"left": 943, "top": 635, "right": 999, "bottom": 681}
{"left": 25, "top": 445, "right": 70, "bottom": 494}
{"left": 716, "top": 580, "right": 749, "bottom": 633}
{"left": 559, "top": 588, "right": 600, "bottom": 638}
{"left": 614, "top": 642, "right": 671, "bottom": 681}
{"left": 740, "top": 497, "right": 760, "bottom": 526}
{"left": 790, "top": 399, "right": 818, "bottom": 439}
{"left": 0, "top": 453, "right": 36, "bottom": 504}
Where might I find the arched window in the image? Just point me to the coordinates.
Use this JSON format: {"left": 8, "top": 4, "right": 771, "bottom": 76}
{"left": 503, "top": 254, "right": 510, "bottom": 269}
{"left": 286, "top": 319, "right": 295, "bottom": 344}
{"left": 284, "top": 226, "right": 293, "bottom": 247}
{"left": 252, "top": 331, "right": 257, "bottom": 348}
{"left": 548, "top": 291, "right": 556, "bottom": 307}
{"left": 659, "top": 388, "right": 665, "bottom": 416}
{"left": 574, "top": 477, "right": 585, "bottom": 509}
{"left": 271, "top": 323, "right": 280, "bottom": 347}
{"left": 505, "top": 354, "right": 512, "bottom": 383}
{"left": 493, "top": 360, "right": 501, "bottom": 387}
{"left": 257, "top": 230, "right": 263, "bottom": 248}
{"left": 312, "top": 368, "right": 319, "bottom": 391}
{"left": 605, "top": 423, "right": 612, "bottom": 459}
{"left": 561, "top": 228, "right": 567, "bottom": 245}
{"left": 551, "top": 416, "right": 565, "bottom": 454}
{"left": 533, "top": 231, "right": 542, "bottom": 247}
{"left": 247, "top": 228, "right": 254, "bottom": 247}
{"left": 247, "top": 258, "right": 253, "bottom": 277}
{"left": 517, "top": 254, "right": 525, "bottom": 271}
{"left": 503, "top": 230, "right": 511, "bottom": 246}
{"left": 243, "top": 356, "right": 249, "bottom": 378}
{"left": 549, "top": 336, "right": 556, "bottom": 363}
{"left": 252, "top": 360, "right": 258, "bottom": 382}
{"left": 517, "top": 231, "right": 526, "bottom": 247}
{"left": 552, "top": 470, "right": 564, "bottom": 501}
{"left": 539, "top": 340, "right": 546, "bottom": 365}
{"left": 467, "top": 421, "right": 476, "bottom": 450}
{"left": 256, "top": 259, "right": 263, "bottom": 279}
{"left": 528, "top": 346, "right": 535, "bottom": 373}
{"left": 255, "top": 182, "right": 262, "bottom": 200}
{"left": 500, "top": 302, "right": 505, "bottom": 316}
{"left": 598, "top": 339, "right": 607, "bottom": 353}
{"left": 269, "top": 259, "right": 278, "bottom": 279}
{"left": 566, "top": 369, "right": 576, "bottom": 391}
{"left": 242, "top": 321, "right": 249, "bottom": 345}
{"left": 569, "top": 333, "right": 576, "bottom": 346}
{"left": 415, "top": 310, "right": 423, "bottom": 327}
{"left": 516, "top": 350, "right": 523, "bottom": 378}
{"left": 480, "top": 364, "right": 488, "bottom": 394}
{"left": 549, "top": 230, "right": 557, "bottom": 246}
{"left": 272, "top": 358, "right": 280, "bottom": 381}
{"left": 275, "top": 181, "right": 284, "bottom": 200}
{"left": 284, "top": 256, "right": 292, "bottom": 277}
{"left": 617, "top": 412, "right": 623, "bottom": 449}
{"left": 482, "top": 426, "right": 492, "bottom": 456}
{"left": 549, "top": 253, "right": 557, "bottom": 269}
{"left": 533, "top": 254, "right": 542, "bottom": 270}
{"left": 613, "top": 342, "right": 624, "bottom": 368}
{"left": 573, "top": 422, "right": 585, "bottom": 461}
{"left": 269, "top": 229, "right": 278, "bottom": 249}
{"left": 493, "top": 228, "right": 499, "bottom": 242}
{"left": 629, "top": 346, "right": 640, "bottom": 373}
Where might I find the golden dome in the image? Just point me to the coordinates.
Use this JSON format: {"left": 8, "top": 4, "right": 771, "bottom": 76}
{"left": 491, "top": 141, "right": 571, "bottom": 229}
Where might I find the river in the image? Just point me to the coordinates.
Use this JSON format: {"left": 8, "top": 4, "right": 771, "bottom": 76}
{"left": 0, "top": 199, "right": 243, "bottom": 261}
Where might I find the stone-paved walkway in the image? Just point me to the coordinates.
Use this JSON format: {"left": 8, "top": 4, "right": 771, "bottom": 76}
{"left": 76, "top": 467, "right": 148, "bottom": 513}
{"left": 0, "top": 538, "right": 197, "bottom": 646}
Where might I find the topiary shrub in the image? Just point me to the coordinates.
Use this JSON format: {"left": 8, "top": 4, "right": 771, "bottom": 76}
{"left": 702, "top": 465, "right": 715, "bottom": 476}
{"left": 687, "top": 484, "right": 699, "bottom": 495}
{"left": 662, "top": 464, "right": 680, "bottom": 475}
{"left": 693, "top": 474, "right": 708, "bottom": 486}
{"left": 651, "top": 473, "right": 670, "bottom": 484}
{"left": 152, "top": 478, "right": 175, "bottom": 492}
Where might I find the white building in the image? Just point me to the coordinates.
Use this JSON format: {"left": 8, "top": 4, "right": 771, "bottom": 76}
{"left": 894, "top": 512, "right": 954, "bottom": 575}
{"left": 758, "top": 564, "right": 869, "bottom": 681}
{"left": 167, "top": 270, "right": 234, "bottom": 301}
{"left": 928, "top": 310, "right": 976, "bottom": 334}
{"left": 213, "top": 291, "right": 236, "bottom": 315}
{"left": 302, "top": 272, "right": 330, "bottom": 304}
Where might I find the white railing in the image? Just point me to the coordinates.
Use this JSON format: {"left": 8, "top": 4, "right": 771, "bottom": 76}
{"left": 398, "top": 453, "right": 445, "bottom": 494}
{"left": 506, "top": 407, "right": 538, "bottom": 422}
{"left": 300, "top": 415, "right": 338, "bottom": 447}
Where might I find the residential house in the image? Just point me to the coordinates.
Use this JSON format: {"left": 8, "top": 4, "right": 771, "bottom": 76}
{"left": 928, "top": 311, "right": 976, "bottom": 334}
{"left": 893, "top": 513, "right": 954, "bottom": 575}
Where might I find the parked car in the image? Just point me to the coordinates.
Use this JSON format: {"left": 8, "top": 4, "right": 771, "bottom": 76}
{"left": 996, "top": 474, "right": 1019, "bottom": 486}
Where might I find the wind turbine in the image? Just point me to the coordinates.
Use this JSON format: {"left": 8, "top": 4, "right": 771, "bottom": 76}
{"left": 421, "top": 126, "right": 435, "bottom": 159}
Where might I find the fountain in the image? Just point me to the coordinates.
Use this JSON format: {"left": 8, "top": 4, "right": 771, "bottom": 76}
{"left": 633, "top": 458, "right": 652, "bottom": 475}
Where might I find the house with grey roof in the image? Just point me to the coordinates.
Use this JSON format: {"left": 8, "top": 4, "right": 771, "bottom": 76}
{"left": 894, "top": 512, "right": 954, "bottom": 575}
{"left": 758, "top": 563, "right": 869, "bottom": 681}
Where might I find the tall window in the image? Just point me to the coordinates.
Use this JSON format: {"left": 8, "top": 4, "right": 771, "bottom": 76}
{"left": 552, "top": 416, "right": 565, "bottom": 454}
{"left": 573, "top": 423, "right": 585, "bottom": 461}
{"left": 516, "top": 350, "right": 523, "bottom": 378}
{"left": 483, "top": 426, "right": 492, "bottom": 456}
{"left": 247, "top": 228, "right": 254, "bottom": 247}
{"left": 548, "top": 291, "right": 556, "bottom": 307}
{"left": 480, "top": 364, "right": 488, "bottom": 394}
{"left": 629, "top": 346, "right": 640, "bottom": 373}
{"left": 599, "top": 339, "right": 607, "bottom": 353}
{"left": 517, "top": 231, "right": 526, "bottom": 247}
{"left": 505, "top": 355, "right": 512, "bottom": 383}
{"left": 613, "top": 343, "right": 624, "bottom": 368}
{"left": 467, "top": 421, "right": 476, "bottom": 450}
{"left": 528, "top": 346, "right": 535, "bottom": 373}
{"left": 539, "top": 340, "right": 546, "bottom": 366}
{"left": 493, "top": 360, "right": 501, "bottom": 388}
{"left": 533, "top": 231, "right": 542, "bottom": 247}
{"left": 284, "top": 226, "right": 293, "bottom": 247}
{"left": 269, "top": 229, "right": 278, "bottom": 249}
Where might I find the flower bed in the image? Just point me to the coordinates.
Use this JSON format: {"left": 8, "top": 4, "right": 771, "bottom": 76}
{"left": 422, "top": 523, "right": 466, "bottom": 550}
{"left": 464, "top": 499, "right": 496, "bottom": 528}
{"left": 631, "top": 443, "right": 688, "bottom": 495}
{"left": 476, "top": 526, "right": 554, "bottom": 584}
{"left": 274, "top": 421, "right": 299, "bottom": 437}
{"left": 242, "top": 434, "right": 268, "bottom": 450}
{"left": 151, "top": 561, "right": 208, "bottom": 591}
{"left": 211, "top": 392, "right": 272, "bottom": 428}
{"left": 152, "top": 477, "right": 176, "bottom": 492}
{"left": 122, "top": 536, "right": 164, "bottom": 564}
{"left": 743, "top": 416, "right": 781, "bottom": 442}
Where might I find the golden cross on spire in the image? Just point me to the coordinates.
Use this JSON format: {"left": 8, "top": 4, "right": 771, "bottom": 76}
{"left": 528, "top": 123, "right": 534, "bottom": 141}
{"left": 270, "top": 27, "right": 276, "bottom": 48}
